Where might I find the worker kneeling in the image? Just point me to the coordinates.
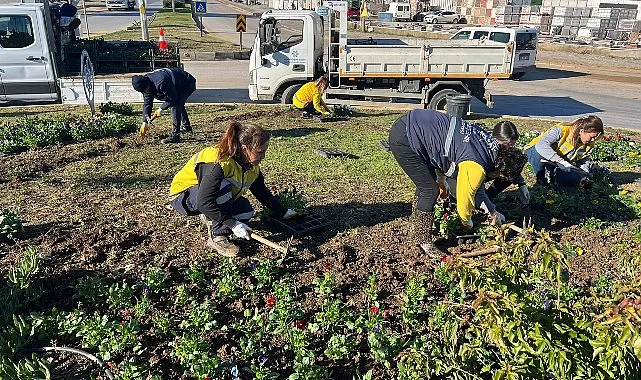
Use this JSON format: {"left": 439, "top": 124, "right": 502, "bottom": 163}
{"left": 389, "top": 110, "right": 527, "bottom": 257}
{"left": 293, "top": 76, "right": 331, "bottom": 118}
{"left": 168, "top": 120, "right": 298, "bottom": 257}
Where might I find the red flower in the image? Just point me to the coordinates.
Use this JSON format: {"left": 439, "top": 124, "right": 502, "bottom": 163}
{"left": 293, "top": 319, "right": 307, "bottom": 330}
{"left": 204, "top": 378, "right": 211, "bottom": 380}
{"left": 443, "top": 214, "right": 448, "bottom": 221}
{"left": 370, "top": 305, "right": 379, "bottom": 314}
{"left": 603, "top": 135, "right": 611, "bottom": 141}
{"left": 382, "top": 309, "right": 391, "bottom": 319}
{"left": 266, "top": 296, "right": 276, "bottom": 308}
{"left": 270, "top": 185, "right": 277, "bottom": 192}
{"left": 441, "top": 255, "right": 448, "bottom": 262}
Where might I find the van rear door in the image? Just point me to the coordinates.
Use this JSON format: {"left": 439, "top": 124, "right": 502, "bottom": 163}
{"left": 513, "top": 31, "right": 537, "bottom": 72}
{"left": 0, "top": 9, "right": 57, "bottom": 102}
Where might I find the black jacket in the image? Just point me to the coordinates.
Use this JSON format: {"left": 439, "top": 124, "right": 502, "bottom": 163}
{"left": 142, "top": 68, "right": 196, "bottom": 121}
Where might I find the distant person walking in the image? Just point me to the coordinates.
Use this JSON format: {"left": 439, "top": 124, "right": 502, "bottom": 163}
{"left": 132, "top": 68, "right": 197, "bottom": 143}
{"left": 292, "top": 77, "right": 331, "bottom": 118}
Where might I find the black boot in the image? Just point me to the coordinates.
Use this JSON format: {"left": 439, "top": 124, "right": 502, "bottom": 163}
{"left": 411, "top": 205, "right": 442, "bottom": 259}
{"left": 161, "top": 134, "right": 181, "bottom": 144}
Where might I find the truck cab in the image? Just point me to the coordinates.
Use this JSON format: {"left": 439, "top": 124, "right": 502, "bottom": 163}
{"left": 0, "top": 4, "right": 58, "bottom": 102}
{"left": 249, "top": 10, "right": 324, "bottom": 103}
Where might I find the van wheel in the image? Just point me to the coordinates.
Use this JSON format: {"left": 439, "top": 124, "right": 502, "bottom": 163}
{"left": 281, "top": 84, "right": 303, "bottom": 104}
{"left": 429, "top": 89, "right": 462, "bottom": 111}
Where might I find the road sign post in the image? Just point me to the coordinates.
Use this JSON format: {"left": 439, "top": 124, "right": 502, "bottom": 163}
{"left": 236, "top": 14, "right": 246, "bottom": 51}
{"left": 195, "top": 1, "right": 207, "bottom": 37}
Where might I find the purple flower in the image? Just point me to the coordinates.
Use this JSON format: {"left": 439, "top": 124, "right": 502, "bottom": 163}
{"left": 527, "top": 284, "right": 535, "bottom": 292}
{"left": 373, "top": 324, "right": 381, "bottom": 333}
{"left": 143, "top": 285, "right": 151, "bottom": 294}
{"left": 249, "top": 261, "right": 257, "bottom": 269}
{"left": 543, "top": 300, "right": 552, "bottom": 310}
{"left": 258, "top": 354, "right": 267, "bottom": 364}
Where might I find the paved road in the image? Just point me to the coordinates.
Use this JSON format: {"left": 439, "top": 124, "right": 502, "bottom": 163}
{"left": 198, "top": 0, "right": 261, "bottom": 46}
{"left": 83, "top": 0, "right": 163, "bottom": 36}
{"left": 185, "top": 60, "right": 641, "bottom": 130}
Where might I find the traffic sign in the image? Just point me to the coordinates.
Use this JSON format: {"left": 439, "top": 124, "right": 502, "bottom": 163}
{"left": 195, "top": 1, "right": 207, "bottom": 13}
{"left": 236, "top": 14, "right": 246, "bottom": 32}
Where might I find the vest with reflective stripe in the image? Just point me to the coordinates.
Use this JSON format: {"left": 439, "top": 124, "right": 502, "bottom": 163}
{"left": 169, "top": 146, "right": 260, "bottom": 197}
{"left": 524, "top": 125, "right": 594, "bottom": 163}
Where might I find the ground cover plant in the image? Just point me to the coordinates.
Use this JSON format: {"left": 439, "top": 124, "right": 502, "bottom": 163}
{"left": 1, "top": 104, "right": 641, "bottom": 379}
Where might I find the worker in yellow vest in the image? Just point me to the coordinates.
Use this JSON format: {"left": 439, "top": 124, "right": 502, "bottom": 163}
{"left": 524, "top": 116, "right": 603, "bottom": 187}
{"left": 293, "top": 76, "right": 331, "bottom": 118}
{"left": 168, "top": 120, "right": 299, "bottom": 257}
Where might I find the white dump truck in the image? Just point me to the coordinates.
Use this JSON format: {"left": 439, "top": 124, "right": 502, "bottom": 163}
{"left": 248, "top": 1, "right": 516, "bottom": 109}
{"left": 0, "top": 1, "right": 179, "bottom": 105}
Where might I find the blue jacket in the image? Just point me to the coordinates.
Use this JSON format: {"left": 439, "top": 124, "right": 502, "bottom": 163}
{"left": 142, "top": 68, "right": 196, "bottom": 120}
{"left": 406, "top": 109, "right": 499, "bottom": 177}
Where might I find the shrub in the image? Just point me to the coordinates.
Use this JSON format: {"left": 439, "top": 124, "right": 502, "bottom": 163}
{"left": 0, "top": 210, "right": 23, "bottom": 238}
{"left": 99, "top": 101, "right": 135, "bottom": 116}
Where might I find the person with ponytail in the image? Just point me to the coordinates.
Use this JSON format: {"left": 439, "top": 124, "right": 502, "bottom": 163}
{"left": 292, "top": 76, "right": 331, "bottom": 118}
{"left": 168, "top": 120, "right": 299, "bottom": 257}
{"left": 524, "top": 115, "right": 603, "bottom": 187}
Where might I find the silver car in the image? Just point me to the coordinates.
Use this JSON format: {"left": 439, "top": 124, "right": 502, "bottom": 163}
{"left": 423, "top": 10, "right": 463, "bottom": 24}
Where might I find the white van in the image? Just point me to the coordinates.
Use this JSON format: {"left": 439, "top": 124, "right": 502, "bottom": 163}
{"left": 451, "top": 26, "right": 538, "bottom": 79}
{"left": 387, "top": 2, "right": 412, "bottom": 22}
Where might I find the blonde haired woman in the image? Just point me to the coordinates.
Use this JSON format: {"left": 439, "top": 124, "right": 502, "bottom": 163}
{"left": 524, "top": 115, "right": 604, "bottom": 187}
{"left": 292, "top": 76, "right": 331, "bottom": 117}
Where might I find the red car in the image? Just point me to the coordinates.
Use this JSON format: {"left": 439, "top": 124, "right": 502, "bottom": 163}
{"left": 347, "top": 8, "right": 360, "bottom": 21}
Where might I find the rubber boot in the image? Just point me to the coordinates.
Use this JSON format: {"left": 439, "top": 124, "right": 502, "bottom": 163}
{"left": 411, "top": 205, "right": 442, "bottom": 259}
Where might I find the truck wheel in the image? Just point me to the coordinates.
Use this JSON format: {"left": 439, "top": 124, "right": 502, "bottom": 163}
{"left": 281, "top": 84, "right": 302, "bottom": 104}
{"left": 429, "top": 89, "right": 461, "bottom": 111}
{"left": 510, "top": 72, "right": 526, "bottom": 80}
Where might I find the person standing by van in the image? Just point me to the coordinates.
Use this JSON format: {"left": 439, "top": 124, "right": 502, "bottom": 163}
{"left": 132, "top": 68, "right": 197, "bottom": 144}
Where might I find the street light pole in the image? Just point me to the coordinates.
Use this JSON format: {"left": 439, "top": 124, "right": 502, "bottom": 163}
{"left": 139, "top": 0, "right": 149, "bottom": 41}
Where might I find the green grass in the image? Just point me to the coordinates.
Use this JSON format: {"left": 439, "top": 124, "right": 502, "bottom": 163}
{"left": 100, "top": 7, "right": 240, "bottom": 52}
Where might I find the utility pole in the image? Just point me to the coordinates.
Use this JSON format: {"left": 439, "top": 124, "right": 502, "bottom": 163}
{"left": 139, "top": 0, "right": 149, "bottom": 41}
{"left": 81, "top": 0, "right": 89, "bottom": 38}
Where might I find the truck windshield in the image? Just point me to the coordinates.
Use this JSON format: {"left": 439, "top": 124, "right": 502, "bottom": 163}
{"left": 274, "top": 19, "right": 304, "bottom": 52}
{"left": 0, "top": 15, "right": 35, "bottom": 48}
{"left": 516, "top": 32, "right": 537, "bottom": 51}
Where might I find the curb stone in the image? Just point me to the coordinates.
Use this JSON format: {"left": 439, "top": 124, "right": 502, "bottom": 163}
{"left": 181, "top": 51, "right": 250, "bottom": 61}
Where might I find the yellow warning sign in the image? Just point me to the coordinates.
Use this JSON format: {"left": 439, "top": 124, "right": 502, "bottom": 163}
{"left": 236, "top": 14, "right": 247, "bottom": 32}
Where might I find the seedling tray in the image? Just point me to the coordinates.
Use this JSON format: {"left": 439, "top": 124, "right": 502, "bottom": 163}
{"left": 320, "top": 116, "right": 349, "bottom": 122}
{"left": 269, "top": 212, "right": 332, "bottom": 236}
{"left": 315, "top": 148, "right": 359, "bottom": 159}
{"left": 452, "top": 232, "right": 482, "bottom": 245}
{"left": 380, "top": 140, "right": 390, "bottom": 152}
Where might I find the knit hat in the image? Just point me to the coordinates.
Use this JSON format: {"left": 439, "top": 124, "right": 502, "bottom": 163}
{"left": 132, "top": 75, "right": 152, "bottom": 93}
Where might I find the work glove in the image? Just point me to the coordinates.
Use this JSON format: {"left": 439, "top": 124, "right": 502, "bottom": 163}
{"left": 490, "top": 210, "right": 506, "bottom": 226}
{"left": 462, "top": 219, "right": 473, "bottom": 230}
{"left": 517, "top": 184, "right": 530, "bottom": 205}
{"left": 557, "top": 160, "right": 576, "bottom": 173}
{"left": 283, "top": 209, "right": 301, "bottom": 219}
{"left": 231, "top": 221, "right": 252, "bottom": 240}
{"left": 139, "top": 121, "right": 148, "bottom": 137}
{"left": 436, "top": 173, "right": 450, "bottom": 199}
{"left": 152, "top": 107, "right": 163, "bottom": 119}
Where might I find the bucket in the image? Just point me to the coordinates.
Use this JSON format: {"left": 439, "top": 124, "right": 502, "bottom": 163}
{"left": 445, "top": 94, "right": 472, "bottom": 119}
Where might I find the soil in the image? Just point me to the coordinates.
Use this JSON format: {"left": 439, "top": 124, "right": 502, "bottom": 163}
{"left": 1, "top": 104, "right": 640, "bottom": 377}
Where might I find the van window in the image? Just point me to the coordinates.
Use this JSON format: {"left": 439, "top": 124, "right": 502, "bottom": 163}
{"left": 489, "top": 32, "right": 511, "bottom": 43}
{"left": 473, "top": 31, "right": 489, "bottom": 39}
{"left": 452, "top": 30, "right": 471, "bottom": 40}
{"left": 0, "top": 15, "right": 35, "bottom": 48}
{"left": 516, "top": 32, "right": 537, "bottom": 50}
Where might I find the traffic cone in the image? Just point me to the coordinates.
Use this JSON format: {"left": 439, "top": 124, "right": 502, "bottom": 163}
{"left": 158, "top": 28, "right": 168, "bottom": 51}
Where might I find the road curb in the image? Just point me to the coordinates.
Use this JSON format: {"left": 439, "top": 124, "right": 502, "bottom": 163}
{"left": 181, "top": 50, "right": 250, "bottom": 61}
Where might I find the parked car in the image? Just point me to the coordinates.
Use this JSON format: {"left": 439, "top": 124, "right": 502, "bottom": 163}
{"left": 413, "top": 11, "right": 431, "bottom": 22}
{"left": 347, "top": 8, "right": 360, "bottom": 21}
{"left": 106, "top": 0, "right": 135, "bottom": 11}
{"left": 423, "top": 10, "right": 463, "bottom": 24}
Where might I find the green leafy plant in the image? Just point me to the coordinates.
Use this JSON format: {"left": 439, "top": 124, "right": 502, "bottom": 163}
{"left": 0, "top": 209, "right": 23, "bottom": 238}
{"left": 332, "top": 104, "right": 354, "bottom": 117}
{"left": 144, "top": 266, "right": 168, "bottom": 291}
{"left": 269, "top": 185, "right": 306, "bottom": 213}
{"left": 99, "top": 101, "right": 135, "bottom": 115}
{"left": 8, "top": 246, "right": 40, "bottom": 289}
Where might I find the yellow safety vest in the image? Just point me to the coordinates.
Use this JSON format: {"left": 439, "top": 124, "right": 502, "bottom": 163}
{"left": 524, "top": 124, "right": 594, "bottom": 163}
{"left": 169, "top": 146, "right": 260, "bottom": 197}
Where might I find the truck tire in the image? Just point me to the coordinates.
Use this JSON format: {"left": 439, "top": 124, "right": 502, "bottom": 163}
{"left": 281, "top": 84, "right": 302, "bottom": 104}
{"left": 510, "top": 72, "right": 526, "bottom": 80}
{"left": 429, "top": 89, "right": 461, "bottom": 111}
